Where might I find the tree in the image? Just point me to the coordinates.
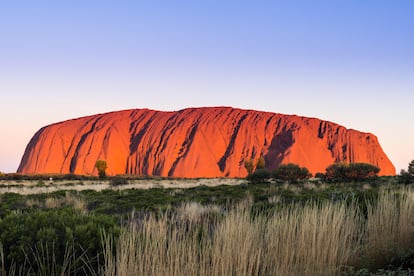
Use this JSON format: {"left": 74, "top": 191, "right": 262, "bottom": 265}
{"left": 408, "top": 160, "right": 414, "bottom": 175}
{"left": 244, "top": 159, "right": 255, "bottom": 176}
{"left": 256, "top": 156, "right": 266, "bottom": 170}
{"left": 273, "top": 163, "right": 311, "bottom": 182}
{"left": 399, "top": 159, "right": 414, "bottom": 184}
{"left": 325, "top": 162, "right": 380, "bottom": 181}
{"left": 95, "top": 160, "right": 108, "bottom": 179}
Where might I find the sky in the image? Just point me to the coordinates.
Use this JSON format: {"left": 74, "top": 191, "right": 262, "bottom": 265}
{"left": 0, "top": 1, "right": 413, "bottom": 173}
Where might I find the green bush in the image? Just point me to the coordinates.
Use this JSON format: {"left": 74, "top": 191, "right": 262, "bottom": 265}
{"left": 0, "top": 208, "right": 119, "bottom": 274}
{"left": 247, "top": 169, "right": 271, "bottom": 184}
{"left": 325, "top": 162, "right": 380, "bottom": 181}
{"left": 398, "top": 160, "right": 414, "bottom": 184}
{"left": 272, "top": 163, "right": 311, "bottom": 182}
{"left": 314, "top": 172, "right": 325, "bottom": 179}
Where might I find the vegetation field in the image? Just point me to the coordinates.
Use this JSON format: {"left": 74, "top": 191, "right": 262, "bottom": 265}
{"left": 0, "top": 174, "right": 413, "bottom": 275}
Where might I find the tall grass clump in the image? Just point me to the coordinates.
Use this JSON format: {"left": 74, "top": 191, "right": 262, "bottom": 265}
{"left": 362, "top": 187, "right": 414, "bottom": 270}
{"left": 264, "top": 202, "right": 361, "bottom": 275}
{"left": 103, "top": 212, "right": 211, "bottom": 276}
{"left": 102, "top": 200, "right": 361, "bottom": 276}
{"left": 210, "top": 205, "right": 265, "bottom": 275}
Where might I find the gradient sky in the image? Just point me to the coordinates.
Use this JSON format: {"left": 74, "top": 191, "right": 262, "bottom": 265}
{"left": 1, "top": 1, "right": 413, "bottom": 173}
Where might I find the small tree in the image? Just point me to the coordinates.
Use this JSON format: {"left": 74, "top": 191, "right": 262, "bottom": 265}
{"left": 399, "top": 159, "right": 414, "bottom": 184}
{"left": 244, "top": 159, "right": 255, "bottom": 176}
{"left": 256, "top": 156, "right": 266, "bottom": 170}
{"left": 408, "top": 160, "right": 414, "bottom": 175}
{"left": 95, "top": 160, "right": 107, "bottom": 179}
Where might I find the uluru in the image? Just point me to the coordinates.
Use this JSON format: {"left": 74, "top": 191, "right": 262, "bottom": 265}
{"left": 17, "top": 107, "right": 395, "bottom": 177}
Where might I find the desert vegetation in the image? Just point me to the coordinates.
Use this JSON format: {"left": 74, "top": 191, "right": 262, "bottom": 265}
{"left": 246, "top": 161, "right": 380, "bottom": 184}
{"left": 95, "top": 160, "right": 108, "bottom": 179}
{"left": 0, "top": 161, "right": 413, "bottom": 275}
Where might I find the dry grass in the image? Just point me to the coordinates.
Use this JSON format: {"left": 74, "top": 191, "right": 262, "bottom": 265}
{"left": 101, "top": 187, "right": 414, "bottom": 275}
{"left": 0, "top": 178, "right": 245, "bottom": 195}
{"left": 264, "top": 202, "right": 361, "bottom": 275}
{"left": 363, "top": 187, "right": 414, "bottom": 270}
{"left": 25, "top": 192, "right": 88, "bottom": 213}
{"left": 176, "top": 202, "right": 222, "bottom": 222}
{"left": 102, "top": 201, "right": 361, "bottom": 275}
{"left": 103, "top": 213, "right": 211, "bottom": 276}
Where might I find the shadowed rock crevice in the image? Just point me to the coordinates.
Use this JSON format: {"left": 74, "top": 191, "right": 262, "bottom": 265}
{"left": 217, "top": 113, "right": 248, "bottom": 172}
{"left": 168, "top": 120, "right": 200, "bottom": 177}
{"left": 69, "top": 118, "right": 99, "bottom": 173}
{"left": 265, "top": 128, "right": 295, "bottom": 169}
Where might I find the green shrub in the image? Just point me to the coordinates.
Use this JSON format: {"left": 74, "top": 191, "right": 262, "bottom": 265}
{"left": 399, "top": 170, "right": 413, "bottom": 184}
{"left": 0, "top": 208, "right": 119, "bottom": 274}
{"left": 399, "top": 160, "right": 414, "bottom": 184}
{"left": 272, "top": 163, "right": 311, "bottom": 182}
{"left": 325, "top": 163, "right": 380, "bottom": 181}
{"left": 314, "top": 172, "right": 325, "bottom": 180}
{"left": 248, "top": 169, "right": 271, "bottom": 184}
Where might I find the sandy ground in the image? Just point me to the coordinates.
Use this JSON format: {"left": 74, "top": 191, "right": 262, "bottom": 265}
{"left": 0, "top": 178, "right": 246, "bottom": 195}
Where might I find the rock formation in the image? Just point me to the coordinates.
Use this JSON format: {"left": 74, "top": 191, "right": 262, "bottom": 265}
{"left": 18, "top": 107, "right": 395, "bottom": 177}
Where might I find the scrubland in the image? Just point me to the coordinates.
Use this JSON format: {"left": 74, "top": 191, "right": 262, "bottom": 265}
{"left": 0, "top": 178, "right": 413, "bottom": 275}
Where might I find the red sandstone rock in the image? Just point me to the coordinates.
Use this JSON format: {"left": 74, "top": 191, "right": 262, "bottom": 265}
{"left": 17, "top": 107, "right": 396, "bottom": 177}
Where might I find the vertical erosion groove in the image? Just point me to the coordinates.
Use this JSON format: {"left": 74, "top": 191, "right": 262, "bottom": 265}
{"left": 217, "top": 114, "right": 248, "bottom": 172}
{"left": 168, "top": 120, "right": 200, "bottom": 177}
{"left": 69, "top": 119, "right": 99, "bottom": 173}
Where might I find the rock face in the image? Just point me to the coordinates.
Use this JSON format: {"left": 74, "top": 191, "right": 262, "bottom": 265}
{"left": 18, "top": 107, "right": 395, "bottom": 177}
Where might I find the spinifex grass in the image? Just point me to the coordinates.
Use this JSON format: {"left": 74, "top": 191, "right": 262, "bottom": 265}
{"left": 102, "top": 187, "right": 414, "bottom": 275}
{"left": 102, "top": 201, "right": 360, "bottom": 275}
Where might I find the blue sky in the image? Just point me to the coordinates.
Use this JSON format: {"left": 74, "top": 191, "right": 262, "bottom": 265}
{"left": 1, "top": 1, "right": 413, "bottom": 173}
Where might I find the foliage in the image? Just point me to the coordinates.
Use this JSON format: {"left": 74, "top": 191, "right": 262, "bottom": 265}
{"left": 325, "top": 162, "right": 380, "bottom": 181}
{"left": 314, "top": 172, "right": 325, "bottom": 179}
{"left": 408, "top": 160, "right": 414, "bottom": 175}
{"left": 0, "top": 208, "right": 119, "bottom": 274}
{"left": 272, "top": 163, "right": 312, "bottom": 182}
{"left": 95, "top": 160, "right": 108, "bottom": 179}
{"left": 247, "top": 169, "right": 271, "bottom": 184}
{"left": 243, "top": 159, "right": 255, "bottom": 176}
{"left": 399, "top": 159, "right": 414, "bottom": 184}
{"left": 255, "top": 157, "right": 266, "bottom": 170}
{"left": 399, "top": 170, "right": 413, "bottom": 184}
{"left": 244, "top": 157, "right": 266, "bottom": 176}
